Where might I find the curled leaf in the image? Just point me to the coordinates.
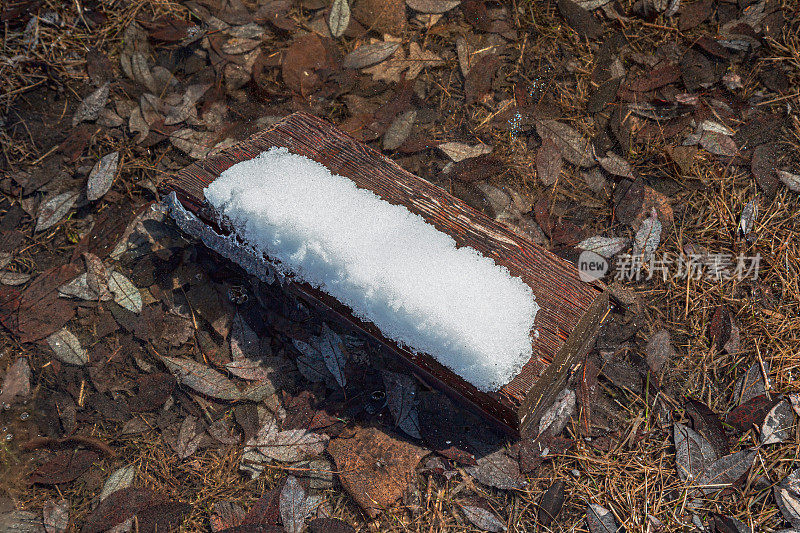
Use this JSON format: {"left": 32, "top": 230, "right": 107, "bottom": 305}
{"left": 328, "top": 0, "right": 351, "bottom": 37}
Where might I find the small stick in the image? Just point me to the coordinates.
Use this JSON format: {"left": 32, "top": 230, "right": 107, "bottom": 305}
{"left": 756, "top": 350, "right": 771, "bottom": 401}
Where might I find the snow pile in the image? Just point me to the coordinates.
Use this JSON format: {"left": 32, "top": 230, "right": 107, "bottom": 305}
{"left": 204, "top": 147, "right": 538, "bottom": 391}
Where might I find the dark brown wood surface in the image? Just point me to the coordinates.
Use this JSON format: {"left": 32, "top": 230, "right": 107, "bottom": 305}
{"left": 162, "top": 111, "right": 606, "bottom": 433}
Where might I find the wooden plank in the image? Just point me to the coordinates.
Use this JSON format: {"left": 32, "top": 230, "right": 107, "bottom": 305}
{"left": 162, "top": 111, "right": 608, "bottom": 435}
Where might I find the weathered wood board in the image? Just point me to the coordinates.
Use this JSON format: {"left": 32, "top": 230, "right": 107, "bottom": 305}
{"left": 162, "top": 111, "right": 609, "bottom": 435}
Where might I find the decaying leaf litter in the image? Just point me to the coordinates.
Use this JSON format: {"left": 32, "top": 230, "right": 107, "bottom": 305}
{"left": 0, "top": 0, "right": 799, "bottom": 531}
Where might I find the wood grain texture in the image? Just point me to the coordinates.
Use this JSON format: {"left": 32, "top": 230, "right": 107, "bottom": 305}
{"left": 162, "top": 111, "right": 607, "bottom": 434}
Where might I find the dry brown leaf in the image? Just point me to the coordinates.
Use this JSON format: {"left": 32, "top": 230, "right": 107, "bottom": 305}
{"left": 535, "top": 120, "right": 595, "bottom": 168}
{"left": 343, "top": 41, "right": 401, "bottom": 69}
{"left": 87, "top": 152, "right": 119, "bottom": 202}
{"left": 406, "top": 0, "right": 461, "bottom": 13}
{"left": 535, "top": 138, "right": 563, "bottom": 186}
{"left": 328, "top": 426, "right": 427, "bottom": 517}
{"left": 405, "top": 42, "right": 444, "bottom": 79}
{"left": 73, "top": 82, "right": 110, "bottom": 126}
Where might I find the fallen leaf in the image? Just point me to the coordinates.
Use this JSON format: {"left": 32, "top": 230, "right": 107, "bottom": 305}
{"left": 577, "top": 236, "right": 628, "bottom": 259}
{"left": 81, "top": 488, "right": 168, "bottom": 533}
{"left": 632, "top": 208, "right": 661, "bottom": 262}
{"left": 586, "top": 504, "right": 621, "bottom": 533}
{"left": 133, "top": 502, "right": 191, "bottom": 533}
{"left": 596, "top": 151, "right": 634, "bottom": 179}
{"left": 406, "top": 0, "right": 461, "bottom": 13}
{"left": 761, "top": 399, "right": 795, "bottom": 445}
{"left": 382, "top": 370, "right": 421, "bottom": 439}
{"left": 87, "top": 152, "right": 119, "bottom": 201}
{"left": 668, "top": 145, "right": 697, "bottom": 174}
{"left": 84, "top": 252, "right": 111, "bottom": 300}
{"left": 695, "top": 449, "right": 757, "bottom": 496}
{"left": 778, "top": 170, "right": 800, "bottom": 192}
{"left": 700, "top": 131, "right": 737, "bottom": 157}
{"left": 47, "top": 329, "right": 88, "bottom": 366}
{"left": 733, "top": 362, "right": 771, "bottom": 405}
{"left": 0, "top": 357, "right": 31, "bottom": 406}
{"left": 42, "top": 499, "right": 68, "bottom": 533}
{"left": 328, "top": 0, "right": 350, "bottom": 37}
{"left": 239, "top": 480, "right": 282, "bottom": 526}
{"left": 438, "top": 142, "right": 492, "bottom": 162}
{"left": 751, "top": 144, "right": 780, "bottom": 198}
{"left": 679, "top": 0, "right": 712, "bottom": 30}
{"left": 279, "top": 476, "right": 322, "bottom": 533}
{"left": 170, "top": 128, "right": 216, "bottom": 159}
{"left": 535, "top": 120, "right": 595, "bottom": 168}
{"left": 319, "top": 324, "right": 347, "bottom": 387}
{"left": 0, "top": 271, "right": 32, "bottom": 286}
{"left": 464, "top": 54, "right": 500, "bottom": 104}
{"left": 328, "top": 426, "right": 427, "bottom": 516}
{"left": 308, "top": 518, "right": 356, "bottom": 533}
{"left": 31, "top": 450, "right": 99, "bottom": 484}
{"left": 674, "top": 422, "right": 717, "bottom": 482}
{"left": 709, "top": 305, "right": 733, "bottom": 353}
{"left": 158, "top": 355, "right": 242, "bottom": 401}
{"left": 73, "top": 82, "right": 110, "bottom": 126}
{"left": 173, "top": 415, "right": 204, "bottom": 459}
{"left": 108, "top": 271, "right": 142, "bottom": 313}
{"left": 458, "top": 497, "right": 507, "bottom": 532}
{"left": 538, "top": 480, "right": 566, "bottom": 527}
{"left": 58, "top": 274, "right": 99, "bottom": 300}
{"left": 774, "top": 469, "right": 800, "bottom": 528}
{"left": 535, "top": 138, "right": 563, "bottom": 186}
{"left": 465, "top": 449, "right": 526, "bottom": 491}
{"left": 685, "top": 398, "right": 729, "bottom": 458}
{"left": 351, "top": 0, "right": 406, "bottom": 34}
{"left": 0, "top": 510, "right": 45, "bottom": 533}
{"left": 343, "top": 41, "right": 401, "bottom": 69}
{"left": 245, "top": 413, "right": 329, "bottom": 464}
{"left": 383, "top": 110, "right": 417, "bottom": 151}
{"left": 210, "top": 501, "right": 246, "bottom": 531}
{"left": 644, "top": 329, "right": 673, "bottom": 373}
{"left": 100, "top": 465, "right": 136, "bottom": 501}
{"left": 450, "top": 154, "right": 502, "bottom": 182}
{"left": 362, "top": 38, "right": 406, "bottom": 82}
{"left": 712, "top": 514, "right": 752, "bottom": 533}
{"left": 17, "top": 264, "right": 79, "bottom": 343}
{"left": 538, "top": 388, "right": 576, "bottom": 437}
{"left": 738, "top": 199, "right": 758, "bottom": 238}
{"left": 293, "top": 338, "right": 335, "bottom": 386}
{"left": 726, "top": 394, "right": 780, "bottom": 433}
{"left": 557, "top": 0, "right": 603, "bottom": 39}
{"left": 626, "top": 63, "right": 680, "bottom": 92}
{"left": 36, "top": 191, "right": 79, "bottom": 232}
{"left": 230, "top": 313, "right": 261, "bottom": 360}
{"left": 405, "top": 42, "right": 443, "bottom": 79}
